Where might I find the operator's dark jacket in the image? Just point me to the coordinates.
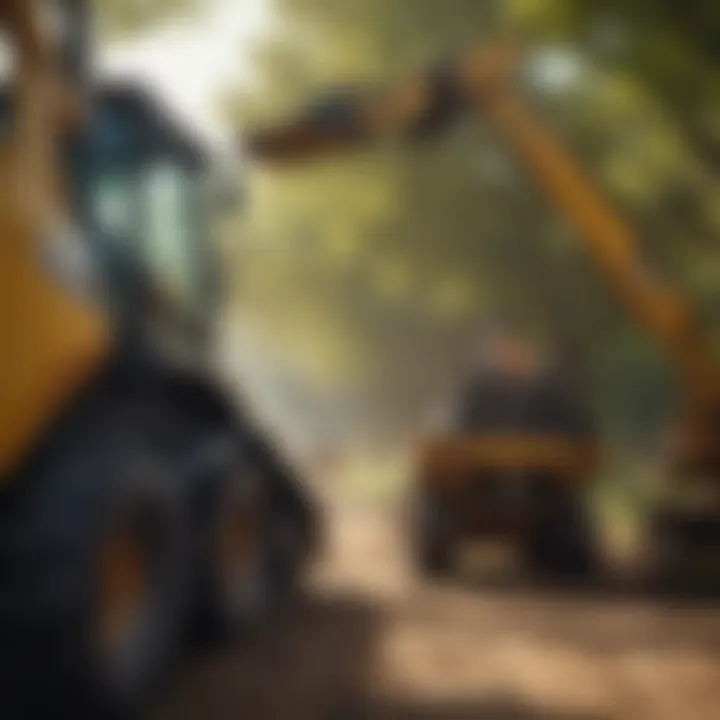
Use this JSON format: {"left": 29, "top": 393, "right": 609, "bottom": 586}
{"left": 454, "top": 368, "right": 596, "bottom": 440}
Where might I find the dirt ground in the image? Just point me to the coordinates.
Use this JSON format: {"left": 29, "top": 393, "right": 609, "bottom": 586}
{"left": 149, "top": 508, "right": 720, "bottom": 720}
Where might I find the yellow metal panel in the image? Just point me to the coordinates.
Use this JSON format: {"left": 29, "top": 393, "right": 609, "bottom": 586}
{"left": 0, "top": 208, "right": 110, "bottom": 480}
{"left": 0, "top": 0, "right": 111, "bottom": 481}
{"left": 417, "top": 434, "right": 600, "bottom": 487}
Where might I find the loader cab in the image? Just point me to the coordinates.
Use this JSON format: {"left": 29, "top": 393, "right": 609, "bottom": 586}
{"left": 77, "top": 85, "right": 224, "bottom": 351}
{"left": 0, "top": 79, "right": 225, "bottom": 356}
{"left": 0, "top": 1, "right": 228, "bottom": 354}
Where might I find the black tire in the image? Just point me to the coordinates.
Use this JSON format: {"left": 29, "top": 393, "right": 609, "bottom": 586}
{"left": 252, "top": 439, "right": 319, "bottom": 607}
{"left": 0, "top": 414, "right": 190, "bottom": 719}
{"left": 527, "top": 491, "right": 596, "bottom": 580}
{"left": 649, "top": 511, "right": 720, "bottom": 593}
{"left": 411, "top": 490, "right": 454, "bottom": 578}
{"left": 649, "top": 514, "right": 690, "bottom": 591}
{"left": 266, "top": 495, "right": 315, "bottom": 604}
{"left": 196, "top": 456, "right": 272, "bottom": 641}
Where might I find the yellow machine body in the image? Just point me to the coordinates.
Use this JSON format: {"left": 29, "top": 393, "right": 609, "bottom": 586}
{"left": 0, "top": 216, "right": 109, "bottom": 479}
{"left": 0, "top": 1, "right": 110, "bottom": 480}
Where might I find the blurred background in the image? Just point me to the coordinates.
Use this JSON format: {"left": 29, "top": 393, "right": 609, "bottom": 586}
{"left": 6, "top": 1, "right": 720, "bottom": 718}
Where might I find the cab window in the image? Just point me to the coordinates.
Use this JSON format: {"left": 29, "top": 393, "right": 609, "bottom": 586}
{"left": 142, "top": 160, "right": 200, "bottom": 310}
{"left": 93, "top": 170, "right": 137, "bottom": 244}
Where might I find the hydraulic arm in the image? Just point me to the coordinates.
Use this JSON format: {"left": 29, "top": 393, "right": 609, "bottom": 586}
{"left": 248, "top": 41, "right": 720, "bottom": 473}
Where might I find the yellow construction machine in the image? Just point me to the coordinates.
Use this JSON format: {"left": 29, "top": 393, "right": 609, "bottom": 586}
{"left": 0, "top": 2, "right": 317, "bottom": 715}
{"left": 408, "top": 332, "right": 600, "bottom": 577}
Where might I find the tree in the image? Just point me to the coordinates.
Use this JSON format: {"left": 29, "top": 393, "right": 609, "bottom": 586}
{"left": 94, "top": 0, "right": 201, "bottom": 36}
{"left": 231, "top": 0, "right": 716, "bottom": 446}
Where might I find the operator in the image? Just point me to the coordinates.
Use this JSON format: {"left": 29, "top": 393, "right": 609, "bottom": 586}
{"left": 454, "top": 326, "right": 596, "bottom": 440}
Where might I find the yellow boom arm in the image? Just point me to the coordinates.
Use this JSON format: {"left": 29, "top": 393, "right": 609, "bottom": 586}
{"left": 248, "top": 42, "right": 720, "bottom": 406}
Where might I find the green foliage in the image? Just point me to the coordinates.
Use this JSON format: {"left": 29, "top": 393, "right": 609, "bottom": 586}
{"left": 230, "top": 0, "right": 718, "bottom": 447}
{"left": 94, "top": 0, "right": 200, "bottom": 37}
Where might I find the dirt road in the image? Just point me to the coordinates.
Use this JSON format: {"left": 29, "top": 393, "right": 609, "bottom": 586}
{"left": 149, "top": 509, "right": 720, "bottom": 720}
